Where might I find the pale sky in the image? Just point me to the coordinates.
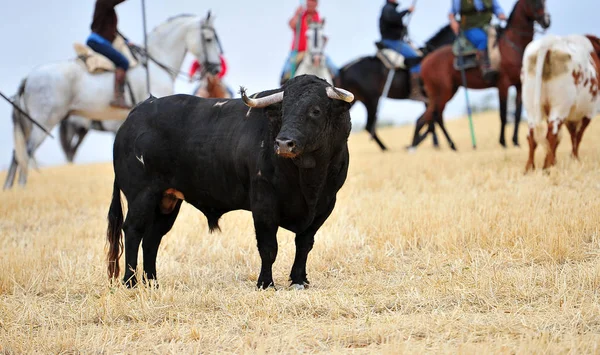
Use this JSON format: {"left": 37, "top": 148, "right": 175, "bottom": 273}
{"left": 0, "top": 0, "right": 598, "bottom": 169}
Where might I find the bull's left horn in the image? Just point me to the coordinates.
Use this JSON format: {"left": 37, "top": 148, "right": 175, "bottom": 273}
{"left": 326, "top": 87, "right": 354, "bottom": 103}
{"left": 240, "top": 87, "right": 284, "bottom": 108}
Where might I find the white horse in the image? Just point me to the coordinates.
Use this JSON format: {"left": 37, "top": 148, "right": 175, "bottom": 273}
{"left": 295, "top": 20, "right": 332, "bottom": 85}
{"left": 4, "top": 12, "right": 223, "bottom": 189}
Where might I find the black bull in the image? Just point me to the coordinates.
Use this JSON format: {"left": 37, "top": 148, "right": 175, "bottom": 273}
{"left": 106, "top": 75, "right": 355, "bottom": 289}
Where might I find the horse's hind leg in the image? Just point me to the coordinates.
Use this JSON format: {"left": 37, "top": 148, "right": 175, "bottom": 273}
{"left": 3, "top": 152, "right": 18, "bottom": 190}
{"left": 428, "top": 121, "right": 440, "bottom": 148}
{"left": 434, "top": 109, "right": 456, "bottom": 151}
{"left": 366, "top": 97, "right": 387, "bottom": 151}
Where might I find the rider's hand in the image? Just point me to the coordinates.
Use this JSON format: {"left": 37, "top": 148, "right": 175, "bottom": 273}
{"left": 408, "top": 6, "right": 415, "bottom": 13}
{"left": 295, "top": 6, "right": 305, "bottom": 16}
{"left": 497, "top": 13, "right": 507, "bottom": 21}
{"left": 450, "top": 19, "right": 460, "bottom": 34}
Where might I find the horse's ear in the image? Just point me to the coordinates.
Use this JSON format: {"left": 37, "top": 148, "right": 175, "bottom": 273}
{"left": 206, "top": 10, "right": 211, "bottom": 21}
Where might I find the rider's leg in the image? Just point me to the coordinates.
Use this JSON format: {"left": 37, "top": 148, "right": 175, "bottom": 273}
{"left": 87, "top": 34, "right": 131, "bottom": 109}
{"left": 325, "top": 56, "right": 339, "bottom": 78}
{"left": 464, "top": 28, "right": 495, "bottom": 82}
{"left": 397, "top": 41, "right": 428, "bottom": 103}
{"left": 280, "top": 52, "right": 293, "bottom": 85}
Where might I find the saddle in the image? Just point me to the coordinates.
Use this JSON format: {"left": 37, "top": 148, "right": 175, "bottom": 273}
{"left": 452, "top": 25, "right": 501, "bottom": 71}
{"left": 73, "top": 35, "right": 139, "bottom": 74}
{"left": 374, "top": 41, "right": 424, "bottom": 71}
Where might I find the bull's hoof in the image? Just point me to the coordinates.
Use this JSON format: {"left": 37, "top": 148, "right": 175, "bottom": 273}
{"left": 257, "top": 279, "right": 276, "bottom": 290}
{"left": 290, "top": 283, "right": 307, "bottom": 290}
{"left": 123, "top": 275, "right": 138, "bottom": 289}
{"left": 405, "top": 145, "right": 417, "bottom": 153}
{"left": 450, "top": 144, "right": 457, "bottom": 151}
{"left": 499, "top": 139, "right": 507, "bottom": 148}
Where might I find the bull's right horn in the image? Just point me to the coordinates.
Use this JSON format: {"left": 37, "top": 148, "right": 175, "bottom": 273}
{"left": 240, "top": 87, "right": 284, "bottom": 108}
{"left": 326, "top": 87, "right": 354, "bottom": 103}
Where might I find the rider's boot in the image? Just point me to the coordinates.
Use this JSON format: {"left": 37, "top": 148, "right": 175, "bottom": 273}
{"left": 476, "top": 49, "right": 497, "bottom": 83}
{"left": 110, "top": 68, "right": 131, "bottom": 109}
{"left": 409, "top": 72, "right": 428, "bottom": 104}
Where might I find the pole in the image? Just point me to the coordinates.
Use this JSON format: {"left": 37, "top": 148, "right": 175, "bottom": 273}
{"left": 141, "top": 0, "right": 151, "bottom": 96}
{"left": 0, "top": 91, "right": 53, "bottom": 138}
{"left": 290, "top": 0, "right": 305, "bottom": 79}
{"left": 457, "top": 32, "right": 477, "bottom": 149}
{"left": 404, "top": 0, "right": 418, "bottom": 29}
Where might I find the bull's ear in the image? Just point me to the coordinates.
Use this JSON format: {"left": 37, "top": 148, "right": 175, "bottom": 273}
{"left": 263, "top": 102, "right": 282, "bottom": 121}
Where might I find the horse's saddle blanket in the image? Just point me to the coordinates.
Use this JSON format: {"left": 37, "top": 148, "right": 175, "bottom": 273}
{"left": 375, "top": 41, "right": 424, "bottom": 70}
{"left": 74, "top": 35, "right": 138, "bottom": 74}
{"left": 452, "top": 26, "right": 501, "bottom": 71}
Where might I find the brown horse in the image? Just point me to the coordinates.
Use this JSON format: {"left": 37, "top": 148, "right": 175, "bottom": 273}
{"left": 409, "top": 0, "right": 551, "bottom": 150}
{"left": 194, "top": 74, "right": 232, "bottom": 98}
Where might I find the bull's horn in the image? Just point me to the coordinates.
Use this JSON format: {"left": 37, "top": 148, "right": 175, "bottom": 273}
{"left": 240, "top": 87, "right": 284, "bottom": 108}
{"left": 326, "top": 87, "right": 354, "bottom": 103}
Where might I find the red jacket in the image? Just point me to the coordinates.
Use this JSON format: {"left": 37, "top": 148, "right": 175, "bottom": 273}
{"left": 189, "top": 55, "right": 227, "bottom": 79}
{"left": 291, "top": 11, "right": 321, "bottom": 52}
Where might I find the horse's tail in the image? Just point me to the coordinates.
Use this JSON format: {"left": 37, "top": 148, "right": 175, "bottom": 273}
{"left": 12, "top": 78, "right": 31, "bottom": 172}
{"left": 533, "top": 44, "right": 550, "bottom": 128}
{"left": 107, "top": 179, "right": 124, "bottom": 280}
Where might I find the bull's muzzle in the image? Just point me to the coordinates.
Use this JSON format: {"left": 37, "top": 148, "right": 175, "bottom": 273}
{"left": 275, "top": 137, "right": 298, "bottom": 158}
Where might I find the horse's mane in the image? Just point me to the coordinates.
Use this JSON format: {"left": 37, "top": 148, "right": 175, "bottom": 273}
{"left": 426, "top": 24, "right": 453, "bottom": 46}
{"left": 150, "top": 13, "right": 197, "bottom": 35}
{"left": 497, "top": 1, "right": 521, "bottom": 38}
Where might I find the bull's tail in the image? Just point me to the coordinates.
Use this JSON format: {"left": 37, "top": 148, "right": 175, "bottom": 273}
{"left": 533, "top": 45, "right": 550, "bottom": 128}
{"left": 107, "top": 179, "right": 124, "bottom": 280}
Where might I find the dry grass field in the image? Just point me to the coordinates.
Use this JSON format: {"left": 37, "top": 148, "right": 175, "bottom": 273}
{"left": 1, "top": 112, "right": 599, "bottom": 354}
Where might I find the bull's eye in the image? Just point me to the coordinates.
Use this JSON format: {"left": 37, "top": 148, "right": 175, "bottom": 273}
{"left": 310, "top": 107, "right": 322, "bottom": 117}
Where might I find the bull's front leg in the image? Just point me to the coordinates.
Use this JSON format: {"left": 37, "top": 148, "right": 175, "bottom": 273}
{"left": 290, "top": 197, "right": 337, "bottom": 289}
{"left": 251, "top": 179, "right": 279, "bottom": 290}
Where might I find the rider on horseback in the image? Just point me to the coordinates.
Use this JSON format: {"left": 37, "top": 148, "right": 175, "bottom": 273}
{"left": 87, "top": 0, "right": 131, "bottom": 109}
{"left": 280, "top": 0, "right": 338, "bottom": 85}
{"left": 449, "top": 0, "right": 506, "bottom": 82}
{"left": 379, "top": 0, "right": 427, "bottom": 102}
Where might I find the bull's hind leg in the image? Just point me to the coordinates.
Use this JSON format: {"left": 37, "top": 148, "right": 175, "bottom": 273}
{"left": 566, "top": 121, "right": 578, "bottom": 159}
{"left": 525, "top": 128, "right": 537, "bottom": 172}
{"left": 573, "top": 117, "right": 591, "bottom": 159}
{"left": 290, "top": 197, "right": 337, "bottom": 289}
{"left": 543, "top": 121, "right": 563, "bottom": 169}
{"left": 122, "top": 189, "right": 161, "bottom": 288}
{"left": 142, "top": 198, "right": 182, "bottom": 287}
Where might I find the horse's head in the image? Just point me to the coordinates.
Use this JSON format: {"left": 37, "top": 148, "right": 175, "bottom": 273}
{"left": 186, "top": 11, "right": 223, "bottom": 76}
{"left": 305, "top": 19, "right": 327, "bottom": 68}
{"left": 523, "top": 0, "right": 551, "bottom": 29}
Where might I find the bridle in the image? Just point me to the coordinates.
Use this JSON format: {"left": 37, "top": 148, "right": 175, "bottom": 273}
{"left": 199, "top": 19, "right": 224, "bottom": 77}
{"left": 306, "top": 22, "right": 326, "bottom": 66}
{"left": 498, "top": 0, "right": 549, "bottom": 56}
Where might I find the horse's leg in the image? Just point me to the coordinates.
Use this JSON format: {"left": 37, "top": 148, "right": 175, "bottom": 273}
{"left": 3, "top": 152, "right": 18, "bottom": 190}
{"left": 366, "top": 97, "right": 387, "bottom": 151}
{"left": 434, "top": 108, "right": 457, "bottom": 151}
{"left": 512, "top": 84, "right": 523, "bottom": 147}
{"left": 408, "top": 111, "right": 431, "bottom": 149}
{"left": 18, "top": 110, "right": 69, "bottom": 186}
{"left": 428, "top": 120, "right": 440, "bottom": 148}
{"left": 498, "top": 82, "right": 509, "bottom": 148}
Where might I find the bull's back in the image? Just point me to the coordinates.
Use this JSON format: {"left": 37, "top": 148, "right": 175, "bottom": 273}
{"left": 114, "top": 95, "right": 265, "bottom": 209}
